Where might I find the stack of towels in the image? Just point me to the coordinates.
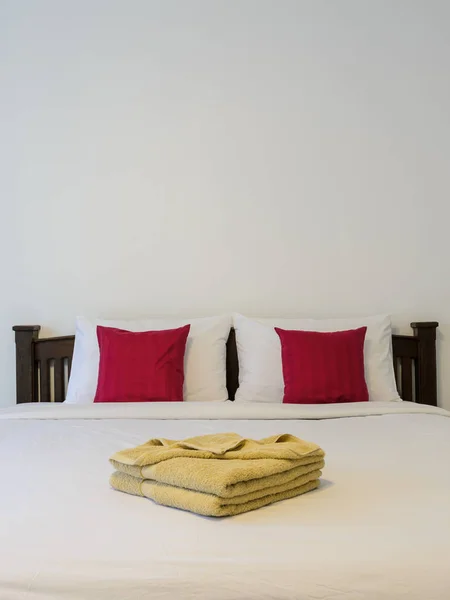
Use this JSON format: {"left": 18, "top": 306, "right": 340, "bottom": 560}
{"left": 110, "top": 433, "right": 325, "bottom": 517}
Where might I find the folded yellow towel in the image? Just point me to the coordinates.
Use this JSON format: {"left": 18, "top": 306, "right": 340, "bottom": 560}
{"left": 110, "top": 470, "right": 321, "bottom": 517}
{"left": 110, "top": 433, "right": 325, "bottom": 498}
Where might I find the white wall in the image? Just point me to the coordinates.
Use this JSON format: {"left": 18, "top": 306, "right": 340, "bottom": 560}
{"left": 1, "top": 0, "right": 450, "bottom": 408}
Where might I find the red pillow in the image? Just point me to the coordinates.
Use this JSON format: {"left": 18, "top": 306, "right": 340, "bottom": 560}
{"left": 275, "top": 327, "right": 368, "bottom": 404}
{"left": 94, "top": 325, "right": 190, "bottom": 403}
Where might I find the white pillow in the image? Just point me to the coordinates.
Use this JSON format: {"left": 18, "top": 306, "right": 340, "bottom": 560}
{"left": 233, "top": 313, "right": 400, "bottom": 403}
{"left": 65, "top": 315, "right": 232, "bottom": 404}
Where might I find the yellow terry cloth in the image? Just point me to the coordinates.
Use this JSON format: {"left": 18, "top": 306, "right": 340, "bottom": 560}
{"left": 110, "top": 433, "right": 325, "bottom": 500}
{"left": 110, "top": 469, "right": 321, "bottom": 517}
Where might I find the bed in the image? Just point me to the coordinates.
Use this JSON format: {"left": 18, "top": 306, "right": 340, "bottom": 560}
{"left": 1, "top": 321, "right": 449, "bottom": 599}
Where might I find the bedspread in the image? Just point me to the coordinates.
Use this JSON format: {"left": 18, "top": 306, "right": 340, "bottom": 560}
{"left": 0, "top": 401, "right": 449, "bottom": 600}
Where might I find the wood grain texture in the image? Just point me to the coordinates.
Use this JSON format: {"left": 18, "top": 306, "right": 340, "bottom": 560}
{"left": 13, "top": 326, "right": 40, "bottom": 404}
{"left": 54, "top": 358, "right": 65, "bottom": 404}
{"left": 412, "top": 322, "right": 438, "bottom": 407}
{"left": 401, "top": 357, "right": 414, "bottom": 403}
{"left": 226, "top": 328, "right": 239, "bottom": 401}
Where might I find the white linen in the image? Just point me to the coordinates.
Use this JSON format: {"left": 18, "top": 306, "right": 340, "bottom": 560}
{"left": 0, "top": 400, "right": 448, "bottom": 420}
{"left": 1, "top": 402, "right": 449, "bottom": 600}
{"left": 233, "top": 313, "right": 400, "bottom": 403}
{"left": 65, "top": 314, "right": 232, "bottom": 404}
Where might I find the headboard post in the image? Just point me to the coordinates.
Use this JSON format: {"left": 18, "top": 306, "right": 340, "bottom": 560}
{"left": 411, "top": 322, "right": 439, "bottom": 406}
{"left": 13, "top": 326, "right": 41, "bottom": 404}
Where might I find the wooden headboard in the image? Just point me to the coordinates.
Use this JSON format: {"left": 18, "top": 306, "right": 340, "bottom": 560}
{"left": 13, "top": 322, "right": 439, "bottom": 406}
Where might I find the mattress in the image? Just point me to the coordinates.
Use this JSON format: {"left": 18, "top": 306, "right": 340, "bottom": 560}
{"left": 0, "top": 401, "right": 449, "bottom": 600}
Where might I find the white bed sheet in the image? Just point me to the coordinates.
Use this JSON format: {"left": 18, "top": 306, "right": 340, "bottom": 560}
{"left": 0, "top": 401, "right": 449, "bottom": 600}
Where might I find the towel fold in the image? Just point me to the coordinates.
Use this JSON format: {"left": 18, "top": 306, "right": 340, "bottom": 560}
{"left": 111, "top": 455, "right": 324, "bottom": 497}
{"left": 110, "top": 470, "right": 321, "bottom": 517}
{"left": 110, "top": 432, "right": 325, "bottom": 497}
{"left": 111, "top": 433, "right": 323, "bottom": 464}
{"left": 109, "top": 433, "right": 325, "bottom": 516}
